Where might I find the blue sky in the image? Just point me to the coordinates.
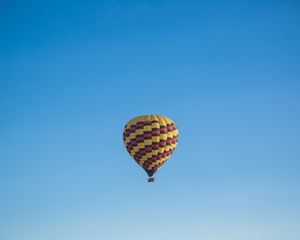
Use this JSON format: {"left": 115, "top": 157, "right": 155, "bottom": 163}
{"left": 1, "top": 1, "right": 300, "bottom": 239}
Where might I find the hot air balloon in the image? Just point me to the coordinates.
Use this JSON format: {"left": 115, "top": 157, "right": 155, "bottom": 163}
{"left": 123, "top": 115, "right": 179, "bottom": 182}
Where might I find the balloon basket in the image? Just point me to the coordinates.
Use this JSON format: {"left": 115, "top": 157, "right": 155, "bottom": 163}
{"left": 148, "top": 177, "right": 155, "bottom": 182}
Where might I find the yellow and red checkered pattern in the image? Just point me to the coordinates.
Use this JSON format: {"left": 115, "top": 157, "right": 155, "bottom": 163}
{"left": 123, "top": 115, "right": 179, "bottom": 177}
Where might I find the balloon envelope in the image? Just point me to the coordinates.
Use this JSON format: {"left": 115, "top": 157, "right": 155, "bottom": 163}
{"left": 123, "top": 115, "right": 179, "bottom": 179}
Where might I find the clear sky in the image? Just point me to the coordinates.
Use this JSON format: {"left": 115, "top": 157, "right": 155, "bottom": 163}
{"left": 1, "top": 1, "right": 300, "bottom": 240}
